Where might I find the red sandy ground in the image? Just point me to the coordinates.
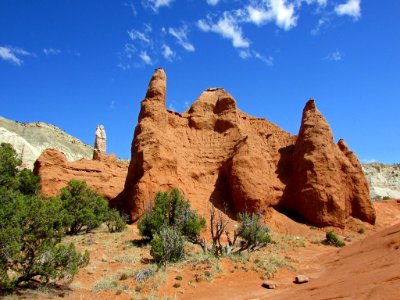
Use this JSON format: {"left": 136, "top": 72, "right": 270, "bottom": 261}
{"left": 9, "top": 200, "right": 400, "bottom": 300}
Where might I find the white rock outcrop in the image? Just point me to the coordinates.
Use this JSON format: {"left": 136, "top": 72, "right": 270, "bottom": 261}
{"left": 0, "top": 116, "right": 93, "bottom": 169}
{"left": 362, "top": 163, "right": 400, "bottom": 200}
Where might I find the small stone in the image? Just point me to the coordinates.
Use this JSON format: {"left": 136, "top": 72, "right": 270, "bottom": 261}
{"left": 295, "top": 275, "right": 309, "bottom": 284}
{"left": 344, "top": 236, "right": 352, "bottom": 242}
{"left": 262, "top": 281, "right": 277, "bottom": 289}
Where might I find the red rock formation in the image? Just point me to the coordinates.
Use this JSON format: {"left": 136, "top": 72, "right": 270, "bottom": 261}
{"left": 280, "top": 100, "right": 375, "bottom": 227}
{"left": 116, "top": 69, "right": 375, "bottom": 226}
{"left": 34, "top": 148, "right": 128, "bottom": 200}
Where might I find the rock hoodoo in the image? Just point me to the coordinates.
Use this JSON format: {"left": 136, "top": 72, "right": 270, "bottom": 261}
{"left": 116, "top": 68, "right": 376, "bottom": 227}
{"left": 93, "top": 125, "right": 107, "bottom": 160}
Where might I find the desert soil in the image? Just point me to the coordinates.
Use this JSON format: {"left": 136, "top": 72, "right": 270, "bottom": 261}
{"left": 6, "top": 200, "right": 400, "bottom": 300}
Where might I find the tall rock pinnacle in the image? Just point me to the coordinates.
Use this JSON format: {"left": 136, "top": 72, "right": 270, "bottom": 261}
{"left": 93, "top": 125, "right": 106, "bottom": 160}
{"left": 282, "top": 99, "right": 375, "bottom": 227}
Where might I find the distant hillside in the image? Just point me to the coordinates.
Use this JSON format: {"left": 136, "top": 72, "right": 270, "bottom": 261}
{"left": 362, "top": 163, "right": 400, "bottom": 200}
{"left": 0, "top": 116, "right": 93, "bottom": 169}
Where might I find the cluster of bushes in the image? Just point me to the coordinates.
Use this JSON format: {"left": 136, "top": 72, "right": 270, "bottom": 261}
{"left": 138, "top": 188, "right": 272, "bottom": 266}
{"left": 138, "top": 189, "right": 206, "bottom": 266}
{"left": 0, "top": 143, "right": 126, "bottom": 291}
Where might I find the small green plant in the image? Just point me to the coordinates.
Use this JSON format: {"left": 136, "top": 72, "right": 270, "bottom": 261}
{"left": 358, "top": 228, "right": 365, "bottom": 234}
{"left": 119, "top": 273, "right": 129, "bottom": 281}
{"left": 138, "top": 188, "right": 205, "bottom": 241}
{"left": 105, "top": 208, "right": 127, "bottom": 233}
{"left": 138, "top": 188, "right": 206, "bottom": 265}
{"left": 326, "top": 231, "right": 346, "bottom": 247}
{"left": 173, "top": 283, "right": 181, "bottom": 288}
{"left": 383, "top": 196, "right": 391, "bottom": 200}
{"left": 59, "top": 180, "right": 109, "bottom": 234}
{"left": 150, "top": 226, "right": 185, "bottom": 267}
{"left": 175, "top": 275, "right": 183, "bottom": 281}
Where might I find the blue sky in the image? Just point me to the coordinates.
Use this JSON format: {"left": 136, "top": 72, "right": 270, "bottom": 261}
{"left": 1, "top": 0, "right": 399, "bottom": 163}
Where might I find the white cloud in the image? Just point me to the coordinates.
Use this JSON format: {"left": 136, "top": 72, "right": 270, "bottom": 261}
{"left": 168, "top": 26, "right": 195, "bottom": 52}
{"left": 110, "top": 100, "right": 116, "bottom": 109}
{"left": 238, "top": 49, "right": 273, "bottom": 66}
{"left": 236, "top": 1, "right": 297, "bottom": 30}
{"left": 0, "top": 46, "right": 33, "bottom": 66}
{"left": 128, "top": 26, "right": 152, "bottom": 44}
{"left": 123, "top": 1, "right": 137, "bottom": 16}
{"left": 162, "top": 44, "right": 175, "bottom": 61}
{"left": 303, "top": 0, "right": 327, "bottom": 7}
{"left": 143, "top": 0, "right": 174, "bottom": 12}
{"left": 335, "top": 0, "right": 361, "bottom": 20}
{"left": 325, "top": 50, "right": 343, "bottom": 61}
{"left": 43, "top": 48, "right": 61, "bottom": 55}
{"left": 207, "top": 0, "right": 219, "bottom": 6}
{"left": 197, "top": 12, "right": 250, "bottom": 48}
{"left": 310, "top": 17, "right": 328, "bottom": 35}
{"left": 139, "top": 51, "right": 153, "bottom": 65}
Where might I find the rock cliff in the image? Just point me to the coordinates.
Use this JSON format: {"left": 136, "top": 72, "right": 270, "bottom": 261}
{"left": 362, "top": 164, "right": 400, "bottom": 199}
{"left": 116, "top": 68, "right": 375, "bottom": 227}
{"left": 34, "top": 148, "right": 128, "bottom": 200}
{"left": 0, "top": 116, "right": 93, "bottom": 169}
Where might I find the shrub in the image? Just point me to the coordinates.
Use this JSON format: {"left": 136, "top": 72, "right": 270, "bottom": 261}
{"left": 326, "top": 231, "right": 346, "bottom": 247}
{"left": 383, "top": 196, "right": 391, "bottom": 200}
{"left": 0, "top": 144, "right": 89, "bottom": 290}
{"left": 59, "top": 180, "right": 109, "bottom": 234}
{"left": 0, "top": 143, "right": 21, "bottom": 190}
{"left": 0, "top": 143, "right": 40, "bottom": 195}
{"left": 237, "top": 212, "right": 271, "bottom": 251}
{"left": 0, "top": 189, "right": 89, "bottom": 289}
{"left": 138, "top": 188, "right": 205, "bottom": 241}
{"left": 150, "top": 226, "right": 185, "bottom": 267}
{"left": 105, "top": 209, "right": 127, "bottom": 233}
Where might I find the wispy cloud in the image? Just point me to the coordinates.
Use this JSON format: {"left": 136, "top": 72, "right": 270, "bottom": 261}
{"left": 128, "top": 25, "right": 152, "bottom": 45}
{"left": 123, "top": 1, "right": 137, "bottom": 16}
{"left": 143, "top": 0, "right": 174, "bottom": 12}
{"left": 43, "top": 48, "right": 61, "bottom": 55}
{"left": 0, "top": 46, "right": 33, "bottom": 66}
{"left": 206, "top": 0, "right": 219, "bottom": 6}
{"left": 310, "top": 17, "right": 328, "bottom": 35}
{"left": 168, "top": 26, "right": 195, "bottom": 52}
{"left": 197, "top": 12, "right": 250, "bottom": 48}
{"left": 162, "top": 44, "right": 175, "bottom": 61}
{"left": 325, "top": 50, "right": 343, "bottom": 61}
{"left": 239, "top": 49, "right": 273, "bottom": 66}
{"left": 335, "top": 0, "right": 361, "bottom": 20}
{"left": 139, "top": 51, "right": 153, "bottom": 65}
{"left": 110, "top": 100, "right": 116, "bottom": 109}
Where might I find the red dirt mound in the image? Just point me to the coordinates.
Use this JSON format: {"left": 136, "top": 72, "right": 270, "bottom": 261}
{"left": 266, "top": 222, "right": 400, "bottom": 299}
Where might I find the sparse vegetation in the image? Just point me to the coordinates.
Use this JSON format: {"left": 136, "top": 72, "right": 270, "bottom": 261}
{"left": 137, "top": 188, "right": 206, "bottom": 265}
{"left": 358, "top": 228, "right": 365, "bottom": 234}
{"left": 0, "top": 143, "right": 89, "bottom": 291}
{"left": 383, "top": 196, "right": 391, "bottom": 200}
{"left": 105, "top": 208, "right": 127, "bottom": 233}
{"left": 326, "top": 231, "right": 346, "bottom": 247}
{"left": 59, "top": 179, "right": 109, "bottom": 235}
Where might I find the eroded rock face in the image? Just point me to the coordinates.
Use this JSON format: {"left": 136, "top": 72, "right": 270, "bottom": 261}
{"left": 34, "top": 148, "right": 128, "bottom": 200}
{"left": 116, "top": 69, "right": 375, "bottom": 227}
{"left": 93, "top": 125, "right": 107, "bottom": 160}
{"left": 280, "top": 100, "right": 375, "bottom": 227}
